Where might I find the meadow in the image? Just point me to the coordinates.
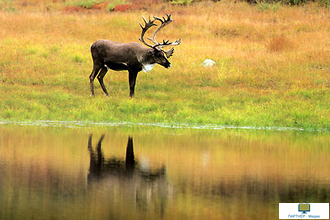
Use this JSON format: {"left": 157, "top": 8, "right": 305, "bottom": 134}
{"left": 0, "top": 1, "right": 329, "bottom": 131}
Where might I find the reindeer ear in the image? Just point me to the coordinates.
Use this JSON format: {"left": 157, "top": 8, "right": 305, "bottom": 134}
{"left": 164, "top": 48, "right": 174, "bottom": 58}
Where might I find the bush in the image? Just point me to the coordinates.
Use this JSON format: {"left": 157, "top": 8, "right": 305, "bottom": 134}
{"left": 244, "top": 0, "right": 330, "bottom": 6}
{"left": 170, "top": 0, "right": 194, "bottom": 5}
{"left": 71, "top": 0, "right": 101, "bottom": 9}
{"left": 283, "top": 0, "right": 306, "bottom": 5}
{"left": 318, "top": 0, "right": 330, "bottom": 8}
{"left": 257, "top": 1, "right": 281, "bottom": 11}
{"left": 107, "top": 0, "right": 129, "bottom": 11}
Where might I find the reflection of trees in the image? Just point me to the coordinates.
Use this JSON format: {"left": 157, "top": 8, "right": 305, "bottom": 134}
{"left": 87, "top": 134, "right": 170, "bottom": 219}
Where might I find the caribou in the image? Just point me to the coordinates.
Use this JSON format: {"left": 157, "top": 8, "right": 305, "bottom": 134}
{"left": 89, "top": 14, "right": 181, "bottom": 97}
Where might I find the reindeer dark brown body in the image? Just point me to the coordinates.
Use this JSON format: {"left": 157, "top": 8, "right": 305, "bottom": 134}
{"left": 90, "top": 41, "right": 170, "bottom": 97}
{"left": 89, "top": 14, "right": 180, "bottom": 97}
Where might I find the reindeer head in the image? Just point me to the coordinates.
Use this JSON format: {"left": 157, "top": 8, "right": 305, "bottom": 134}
{"left": 139, "top": 14, "right": 181, "bottom": 69}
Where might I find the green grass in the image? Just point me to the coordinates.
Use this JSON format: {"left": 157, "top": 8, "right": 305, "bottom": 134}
{"left": 0, "top": 3, "right": 329, "bottom": 131}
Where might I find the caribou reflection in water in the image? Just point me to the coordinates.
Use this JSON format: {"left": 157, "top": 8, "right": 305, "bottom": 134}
{"left": 87, "top": 134, "right": 166, "bottom": 180}
{"left": 87, "top": 134, "right": 170, "bottom": 218}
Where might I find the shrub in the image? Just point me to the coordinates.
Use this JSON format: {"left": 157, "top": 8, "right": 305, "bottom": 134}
{"left": 257, "top": 1, "right": 281, "bottom": 11}
{"left": 70, "top": 0, "right": 102, "bottom": 9}
{"left": 170, "top": 0, "right": 194, "bottom": 6}
{"left": 283, "top": 0, "right": 306, "bottom": 5}
{"left": 107, "top": 0, "right": 129, "bottom": 11}
{"left": 318, "top": 0, "right": 330, "bottom": 8}
{"left": 245, "top": 0, "right": 330, "bottom": 6}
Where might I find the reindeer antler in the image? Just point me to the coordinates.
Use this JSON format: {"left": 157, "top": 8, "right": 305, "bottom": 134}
{"left": 139, "top": 14, "right": 181, "bottom": 57}
{"left": 149, "top": 14, "right": 181, "bottom": 48}
{"left": 148, "top": 14, "right": 173, "bottom": 45}
{"left": 139, "top": 16, "right": 157, "bottom": 48}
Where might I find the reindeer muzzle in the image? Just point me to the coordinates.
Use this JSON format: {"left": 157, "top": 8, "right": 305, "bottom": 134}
{"left": 165, "top": 62, "right": 171, "bottom": 69}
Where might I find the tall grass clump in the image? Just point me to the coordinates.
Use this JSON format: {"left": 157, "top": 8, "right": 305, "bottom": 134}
{"left": 267, "top": 36, "right": 294, "bottom": 52}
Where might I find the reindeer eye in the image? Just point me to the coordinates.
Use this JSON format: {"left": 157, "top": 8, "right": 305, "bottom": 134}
{"left": 154, "top": 50, "right": 163, "bottom": 56}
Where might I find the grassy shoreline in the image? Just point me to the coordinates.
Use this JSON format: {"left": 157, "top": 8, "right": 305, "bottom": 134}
{"left": 3, "top": 119, "right": 327, "bottom": 132}
{"left": 1, "top": 2, "right": 329, "bottom": 131}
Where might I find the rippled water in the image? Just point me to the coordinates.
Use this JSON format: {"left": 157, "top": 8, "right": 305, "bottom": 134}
{"left": 0, "top": 125, "right": 329, "bottom": 220}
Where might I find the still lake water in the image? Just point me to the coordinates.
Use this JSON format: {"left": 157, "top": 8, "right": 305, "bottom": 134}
{"left": 0, "top": 125, "right": 329, "bottom": 220}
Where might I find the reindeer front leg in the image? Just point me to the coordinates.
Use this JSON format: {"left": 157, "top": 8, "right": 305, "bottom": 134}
{"left": 89, "top": 64, "right": 102, "bottom": 97}
{"left": 128, "top": 70, "right": 138, "bottom": 97}
{"left": 97, "top": 67, "right": 109, "bottom": 97}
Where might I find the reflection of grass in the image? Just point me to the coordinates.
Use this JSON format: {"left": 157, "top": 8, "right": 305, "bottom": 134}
{"left": 0, "top": 2, "right": 329, "bottom": 131}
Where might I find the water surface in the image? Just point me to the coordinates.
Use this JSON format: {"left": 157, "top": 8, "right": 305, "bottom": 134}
{"left": 0, "top": 125, "right": 329, "bottom": 220}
